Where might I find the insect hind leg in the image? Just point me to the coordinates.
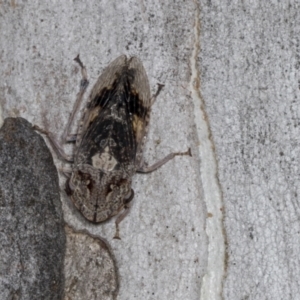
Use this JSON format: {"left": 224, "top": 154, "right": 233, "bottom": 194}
{"left": 33, "top": 124, "right": 74, "bottom": 162}
{"left": 33, "top": 55, "right": 89, "bottom": 163}
{"left": 150, "top": 83, "right": 165, "bottom": 106}
{"left": 137, "top": 148, "right": 192, "bottom": 173}
{"left": 62, "top": 54, "right": 89, "bottom": 143}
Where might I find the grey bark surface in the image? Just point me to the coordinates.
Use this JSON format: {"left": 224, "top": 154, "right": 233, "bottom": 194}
{"left": 0, "top": 2, "right": 205, "bottom": 300}
{"left": 0, "top": 118, "right": 65, "bottom": 300}
{"left": 200, "top": 1, "right": 300, "bottom": 299}
{"left": 7, "top": 1, "right": 297, "bottom": 299}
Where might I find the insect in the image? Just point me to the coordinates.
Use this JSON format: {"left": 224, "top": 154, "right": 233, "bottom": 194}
{"left": 35, "top": 55, "right": 191, "bottom": 239}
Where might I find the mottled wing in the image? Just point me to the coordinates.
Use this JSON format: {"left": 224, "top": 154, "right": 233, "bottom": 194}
{"left": 76, "top": 55, "right": 151, "bottom": 168}
{"left": 76, "top": 55, "right": 128, "bottom": 147}
{"left": 127, "top": 57, "right": 151, "bottom": 165}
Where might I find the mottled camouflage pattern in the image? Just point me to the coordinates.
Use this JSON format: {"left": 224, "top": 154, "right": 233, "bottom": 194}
{"left": 67, "top": 56, "right": 150, "bottom": 223}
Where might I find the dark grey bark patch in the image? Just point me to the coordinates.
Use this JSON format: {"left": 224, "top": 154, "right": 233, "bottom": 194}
{"left": 64, "top": 225, "right": 119, "bottom": 300}
{"left": 0, "top": 117, "right": 65, "bottom": 300}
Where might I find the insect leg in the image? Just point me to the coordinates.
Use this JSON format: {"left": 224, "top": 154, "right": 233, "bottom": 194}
{"left": 33, "top": 125, "right": 73, "bottom": 162}
{"left": 33, "top": 56, "right": 88, "bottom": 161}
{"left": 150, "top": 83, "right": 164, "bottom": 105}
{"left": 137, "top": 148, "right": 192, "bottom": 173}
{"left": 134, "top": 83, "right": 166, "bottom": 168}
{"left": 59, "top": 165, "right": 73, "bottom": 178}
{"left": 62, "top": 55, "right": 89, "bottom": 143}
{"left": 113, "top": 189, "right": 135, "bottom": 240}
{"left": 65, "top": 134, "right": 77, "bottom": 143}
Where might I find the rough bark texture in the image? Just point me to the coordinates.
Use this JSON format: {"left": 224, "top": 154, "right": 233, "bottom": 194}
{"left": 64, "top": 225, "right": 118, "bottom": 300}
{"left": 200, "top": 1, "right": 300, "bottom": 299}
{"left": 0, "top": 2, "right": 205, "bottom": 300}
{"left": 3, "top": 1, "right": 299, "bottom": 299}
{"left": 0, "top": 118, "right": 65, "bottom": 300}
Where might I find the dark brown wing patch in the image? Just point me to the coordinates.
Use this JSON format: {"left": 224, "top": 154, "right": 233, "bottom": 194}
{"left": 75, "top": 55, "right": 151, "bottom": 168}
{"left": 76, "top": 55, "right": 128, "bottom": 147}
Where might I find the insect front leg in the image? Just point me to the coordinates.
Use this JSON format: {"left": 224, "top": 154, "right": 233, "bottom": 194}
{"left": 113, "top": 189, "right": 135, "bottom": 240}
{"left": 137, "top": 148, "right": 192, "bottom": 173}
